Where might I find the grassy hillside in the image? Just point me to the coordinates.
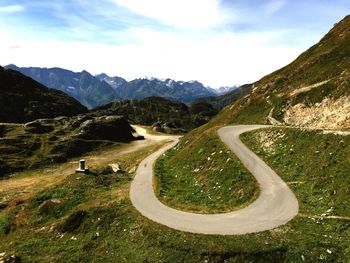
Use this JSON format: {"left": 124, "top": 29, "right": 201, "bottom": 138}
{"left": 155, "top": 129, "right": 258, "bottom": 213}
{"left": 91, "top": 97, "right": 218, "bottom": 133}
{"left": 241, "top": 127, "right": 350, "bottom": 218}
{"left": 0, "top": 115, "right": 136, "bottom": 178}
{"left": 0, "top": 163, "right": 286, "bottom": 263}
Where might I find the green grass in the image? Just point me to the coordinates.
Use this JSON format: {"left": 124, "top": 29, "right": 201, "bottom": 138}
{"left": 0, "top": 115, "right": 136, "bottom": 179}
{"left": 154, "top": 129, "right": 259, "bottom": 213}
{"left": 0, "top": 165, "right": 288, "bottom": 263}
{"left": 228, "top": 98, "right": 271, "bottom": 125}
{"left": 91, "top": 96, "right": 218, "bottom": 133}
{"left": 241, "top": 127, "right": 350, "bottom": 216}
{"left": 0, "top": 213, "right": 12, "bottom": 235}
{"left": 1, "top": 127, "right": 350, "bottom": 262}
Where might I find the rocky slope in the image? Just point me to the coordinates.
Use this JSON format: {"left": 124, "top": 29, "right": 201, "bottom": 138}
{"left": 0, "top": 114, "right": 138, "bottom": 177}
{"left": 0, "top": 67, "right": 87, "bottom": 123}
{"left": 222, "top": 15, "right": 350, "bottom": 130}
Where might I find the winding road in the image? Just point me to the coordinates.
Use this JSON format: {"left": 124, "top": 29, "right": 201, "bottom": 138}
{"left": 130, "top": 125, "right": 299, "bottom": 235}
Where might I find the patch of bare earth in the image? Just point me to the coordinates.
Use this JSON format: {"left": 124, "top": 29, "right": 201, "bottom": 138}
{"left": 283, "top": 96, "right": 350, "bottom": 130}
{"left": 288, "top": 80, "right": 331, "bottom": 97}
{"left": 253, "top": 129, "right": 286, "bottom": 154}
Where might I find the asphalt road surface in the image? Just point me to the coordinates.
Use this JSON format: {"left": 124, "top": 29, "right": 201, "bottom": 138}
{"left": 130, "top": 125, "right": 299, "bottom": 235}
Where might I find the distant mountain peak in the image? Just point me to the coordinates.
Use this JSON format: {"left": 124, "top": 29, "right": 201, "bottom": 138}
{"left": 5, "top": 63, "right": 17, "bottom": 68}
{"left": 95, "top": 73, "right": 110, "bottom": 80}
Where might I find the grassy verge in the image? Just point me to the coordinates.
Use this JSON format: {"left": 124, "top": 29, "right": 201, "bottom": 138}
{"left": 154, "top": 127, "right": 259, "bottom": 214}
{"left": 241, "top": 127, "right": 350, "bottom": 216}
{"left": 240, "top": 127, "right": 350, "bottom": 262}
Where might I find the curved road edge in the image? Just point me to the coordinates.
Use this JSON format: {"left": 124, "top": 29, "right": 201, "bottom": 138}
{"left": 130, "top": 125, "right": 299, "bottom": 235}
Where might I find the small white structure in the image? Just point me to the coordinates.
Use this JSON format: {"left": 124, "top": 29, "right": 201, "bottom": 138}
{"left": 76, "top": 159, "right": 89, "bottom": 173}
{"left": 109, "top": 163, "right": 122, "bottom": 173}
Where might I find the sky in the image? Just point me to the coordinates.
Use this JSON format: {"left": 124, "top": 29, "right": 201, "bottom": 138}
{"left": 0, "top": 1, "right": 350, "bottom": 88}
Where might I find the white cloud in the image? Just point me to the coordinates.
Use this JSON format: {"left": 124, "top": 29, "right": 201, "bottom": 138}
{"left": 111, "top": 0, "right": 230, "bottom": 28}
{"left": 264, "top": 0, "right": 286, "bottom": 16}
{"left": 0, "top": 5, "right": 25, "bottom": 13}
{"left": 0, "top": 27, "right": 303, "bottom": 87}
{"left": 0, "top": 0, "right": 344, "bottom": 89}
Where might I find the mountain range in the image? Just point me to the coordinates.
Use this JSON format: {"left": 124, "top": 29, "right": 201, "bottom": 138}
{"left": 0, "top": 64, "right": 248, "bottom": 132}
{"left": 5, "top": 65, "right": 234, "bottom": 108}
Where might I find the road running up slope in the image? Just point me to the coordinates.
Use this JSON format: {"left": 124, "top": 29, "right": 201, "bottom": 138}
{"left": 130, "top": 125, "right": 299, "bottom": 235}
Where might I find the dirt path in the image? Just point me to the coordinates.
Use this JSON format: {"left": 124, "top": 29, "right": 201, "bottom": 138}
{"left": 130, "top": 125, "right": 299, "bottom": 235}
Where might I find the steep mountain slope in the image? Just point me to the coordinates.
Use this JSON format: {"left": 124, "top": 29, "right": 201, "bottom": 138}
{"left": 91, "top": 96, "right": 217, "bottom": 133}
{"left": 220, "top": 15, "right": 350, "bottom": 129}
{"left": 0, "top": 66, "right": 87, "bottom": 123}
{"left": 5, "top": 65, "right": 119, "bottom": 109}
{"left": 172, "top": 16, "right": 350, "bottom": 190}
